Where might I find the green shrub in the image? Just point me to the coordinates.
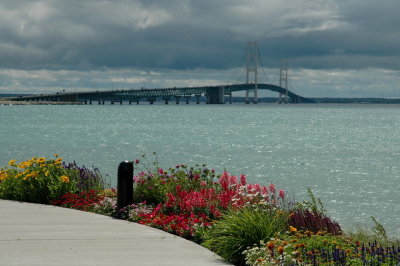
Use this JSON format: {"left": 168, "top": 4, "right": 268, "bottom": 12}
{"left": 202, "top": 206, "right": 288, "bottom": 265}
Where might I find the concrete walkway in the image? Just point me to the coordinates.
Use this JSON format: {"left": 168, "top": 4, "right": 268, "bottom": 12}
{"left": 0, "top": 200, "right": 231, "bottom": 266}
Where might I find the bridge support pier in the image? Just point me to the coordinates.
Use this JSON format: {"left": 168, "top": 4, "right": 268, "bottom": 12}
{"left": 279, "top": 93, "right": 288, "bottom": 104}
{"left": 163, "top": 97, "right": 170, "bottom": 104}
{"left": 206, "top": 87, "right": 225, "bottom": 104}
{"left": 245, "top": 90, "right": 249, "bottom": 104}
{"left": 148, "top": 98, "right": 156, "bottom": 104}
{"left": 225, "top": 92, "right": 232, "bottom": 104}
{"left": 175, "top": 96, "right": 181, "bottom": 104}
{"left": 195, "top": 94, "right": 201, "bottom": 104}
{"left": 185, "top": 96, "right": 190, "bottom": 104}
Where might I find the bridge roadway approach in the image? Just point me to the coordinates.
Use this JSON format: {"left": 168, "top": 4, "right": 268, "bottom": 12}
{"left": 9, "top": 83, "right": 315, "bottom": 104}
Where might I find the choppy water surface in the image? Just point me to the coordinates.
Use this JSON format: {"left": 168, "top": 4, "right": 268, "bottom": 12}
{"left": 1, "top": 103, "right": 399, "bottom": 237}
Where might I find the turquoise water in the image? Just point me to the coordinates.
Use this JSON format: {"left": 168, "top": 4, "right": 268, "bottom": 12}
{"left": 1, "top": 103, "right": 399, "bottom": 237}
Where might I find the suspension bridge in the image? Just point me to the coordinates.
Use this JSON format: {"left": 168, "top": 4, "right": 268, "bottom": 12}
{"left": 8, "top": 42, "right": 315, "bottom": 104}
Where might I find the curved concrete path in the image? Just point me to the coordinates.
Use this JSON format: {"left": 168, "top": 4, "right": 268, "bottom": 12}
{"left": 0, "top": 200, "right": 231, "bottom": 266}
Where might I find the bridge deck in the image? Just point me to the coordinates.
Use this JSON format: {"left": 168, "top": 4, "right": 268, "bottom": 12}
{"left": 8, "top": 83, "right": 315, "bottom": 103}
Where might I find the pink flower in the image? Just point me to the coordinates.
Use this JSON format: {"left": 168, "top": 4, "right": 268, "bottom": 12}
{"left": 279, "top": 190, "right": 285, "bottom": 199}
{"left": 135, "top": 159, "right": 140, "bottom": 164}
{"left": 269, "top": 184, "right": 276, "bottom": 194}
{"left": 230, "top": 176, "right": 238, "bottom": 186}
{"left": 240, "top": 174, "right": 247, "bottom": 186}
{"left": 262, "top": 186, "right": 268, "bottom": 195}
{"left": 219, "top": 171, "right": 230, "bottom": 191}
{"left": 157, "top": 168, "right": 164, "bottom": 174}
{"left": 200, "top": 181, "right": 207, "bottom": 186}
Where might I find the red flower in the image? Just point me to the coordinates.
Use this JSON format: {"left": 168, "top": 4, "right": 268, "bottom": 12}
{"left": 279, "top": 189, "right": 285, "bottom": 199}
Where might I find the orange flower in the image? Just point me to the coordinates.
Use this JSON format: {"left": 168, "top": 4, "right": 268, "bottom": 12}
{"left": 267, "top": 241, "right": 275, "bottom": 251}
{"left": 60, "top": 175, "right": 69, "bottom": 183}
{"left": 289, "top": 226, "right": 297, "bottom": 232}
{"left": 277, "top": 246, "right": 285, "bottom": 255}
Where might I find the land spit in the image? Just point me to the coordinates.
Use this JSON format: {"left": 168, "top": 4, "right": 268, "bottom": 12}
{"left": 0, "top": 99, "right": 84, "bottom": 105}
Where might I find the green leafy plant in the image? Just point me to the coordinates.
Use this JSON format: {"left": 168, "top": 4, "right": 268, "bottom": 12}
{"left": 202, "top": 207, "right": 288, "bottom": 265}
{"left": 371, "top": 216, "right": 388, "bottom": 242}
{"left": 297, "top": 187, "right": 326, "bottom": 214}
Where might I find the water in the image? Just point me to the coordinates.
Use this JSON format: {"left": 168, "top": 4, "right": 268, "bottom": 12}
{"left": 1, "top": 103, "right": 399, "bottom": 237}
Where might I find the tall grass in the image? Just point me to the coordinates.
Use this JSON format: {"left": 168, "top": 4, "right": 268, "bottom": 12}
{"left": 203, "top": 207, "right": 288, "bottom": 265}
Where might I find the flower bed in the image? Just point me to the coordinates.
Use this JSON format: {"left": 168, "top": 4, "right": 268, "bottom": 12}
{"left": 1, "top": 156, "right": 399, "bottom": 265}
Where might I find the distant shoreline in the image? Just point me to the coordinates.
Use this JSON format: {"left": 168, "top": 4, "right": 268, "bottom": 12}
{"left": 0, "top": 99, "right": 84, "bottom": 105}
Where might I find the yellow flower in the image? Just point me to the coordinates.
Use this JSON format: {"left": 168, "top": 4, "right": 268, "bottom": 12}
{"left": 23, "top": 173, "right": 31, "bottom": 180}
{"left": 289, "top": 226, "right": 298, "bottom": 232}
{"left": 8, "top": 159, "right": 17, "bottom": 167}
{"left": 45, "top": 170, "right": 50, "bottom": 177}
{"left": 99, "top": 188, "right": 117, "bottom": 197}
{"left": 19, "top": 161, "right": 30, "bottom": 169}
{"left": 23, "top": 171, "right": 39, "bottom": 180}
{"left": 54, "top": 158, "right": 63, "bottom": 165}
{"left": 60, "top": 175, "right": 69, "bottom": 183}
{"left": 15, "top": 173, "right": 23, "bottom": 179}
{"left": 0, "top": 171, "right": 8, "bottom": 181}
{"left": 54, "top": 154, "right": 59, "bottom": 157}
{"left": 36, "top": 157, "right": 46, "bottom": 164}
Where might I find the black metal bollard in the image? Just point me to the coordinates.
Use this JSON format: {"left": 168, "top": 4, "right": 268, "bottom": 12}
{"left": 117, "top": 161, "right": 134, "bottom": 211}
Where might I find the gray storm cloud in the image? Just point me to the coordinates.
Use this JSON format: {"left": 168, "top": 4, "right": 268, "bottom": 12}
{"left": 0, "top": 0, "right": 399, "bottom": 97}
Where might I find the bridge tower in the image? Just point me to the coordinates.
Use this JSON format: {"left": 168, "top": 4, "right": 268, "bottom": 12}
{"left": 279, "top": 59, "right": 288, "bottom": 103}
{"left": 245, "top": 41, "right": 261, "bottom": 104}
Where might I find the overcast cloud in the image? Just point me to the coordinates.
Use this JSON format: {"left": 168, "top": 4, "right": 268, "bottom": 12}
{"left": 1, "top": 0, "right": 399, "bottom": 97}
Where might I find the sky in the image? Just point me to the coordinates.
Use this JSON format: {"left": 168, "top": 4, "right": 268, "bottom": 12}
{"left": 1, "top": 0, "right": 399, "bottom": 98}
